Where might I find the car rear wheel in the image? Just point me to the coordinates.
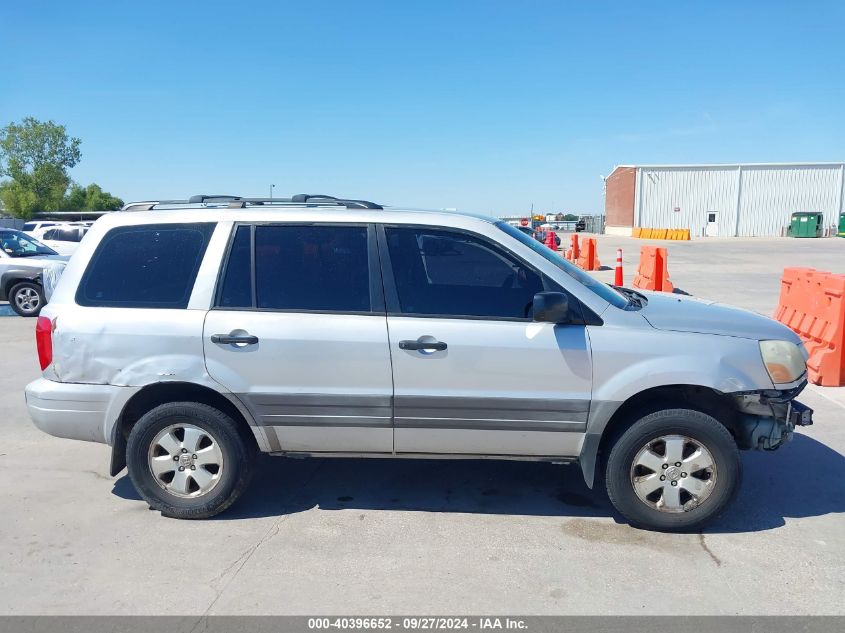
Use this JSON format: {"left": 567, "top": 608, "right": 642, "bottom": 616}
{"left": 9, "top": 281, "right": 44, "bottom": 317}
{"left": 126, "top": 402, "right": 256, "bottom": 519}
{"left": 605, "top": 408, "right": 741, "bottom": 532}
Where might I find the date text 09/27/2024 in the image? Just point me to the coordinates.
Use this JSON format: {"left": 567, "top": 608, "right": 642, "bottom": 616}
{"left": 307, "top": 617, "right": 528, "bottom": 630}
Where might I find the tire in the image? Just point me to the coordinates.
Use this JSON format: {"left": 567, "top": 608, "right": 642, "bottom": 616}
{"left": 9, "top": 281, "right": 45, "bottom": 317}
{"left": 126, "top": 402, "right": 256, "bottom": 519}
{"left": 605, "top": 408, "right": 741, "bottom": 532}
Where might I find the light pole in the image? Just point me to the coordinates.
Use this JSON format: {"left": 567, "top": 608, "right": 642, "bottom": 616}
{"left": 270, "top": 184, "right": 275, "bottom": 199}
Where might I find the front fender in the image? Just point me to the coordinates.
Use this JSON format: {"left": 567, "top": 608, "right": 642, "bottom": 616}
{"left": 590, "top": 328, "right": 773, "bottom": 410}
{"left": 578, "top": 326, "right": 774, "bottom": 488}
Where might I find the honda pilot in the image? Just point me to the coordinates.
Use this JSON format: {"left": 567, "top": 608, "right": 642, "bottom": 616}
{"left": 24, "top": 194, "right": 813, "bottom": 531}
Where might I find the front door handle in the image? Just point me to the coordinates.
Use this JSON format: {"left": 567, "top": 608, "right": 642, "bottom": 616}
{"left": 398, "top": 339, "right": 447, "bottom": 351}
{"left": 211, "top": 333, "right": 259, "bottom": 345}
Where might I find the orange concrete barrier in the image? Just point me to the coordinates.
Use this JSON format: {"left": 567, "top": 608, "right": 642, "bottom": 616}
{"left": 774, "top": 267, "right": 845, "bottom": 386}
{"left": 632, "top": 246, "right": 674, "bottom": 292}
{"left": 568, "top": 234, "right": 580, "bottom": 262}
{"left": 576, "top": 237, "right": 601, "bottom": 271}
{"left": 632, "top": 228, "right": 642, "bottom": 238}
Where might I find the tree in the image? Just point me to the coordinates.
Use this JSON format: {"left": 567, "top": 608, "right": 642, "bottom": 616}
{"left": 63, "top": 183, "right": 87, "bottom": 211}
{"left": 0, "top": 181, "right": 39, "bottom": 218}
{"left": 62, "top": 183, "right": 123, "bottom": 211}
{"left": 0, "top": 117, "right": 81, "bottom": 218}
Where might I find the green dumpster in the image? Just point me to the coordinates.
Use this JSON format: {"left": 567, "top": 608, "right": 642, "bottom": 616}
{"left": 838, "top": 213, "right": 845, "bottom": 237}
{"left": 790, "top": 212, "right": 823, "bottom": 238}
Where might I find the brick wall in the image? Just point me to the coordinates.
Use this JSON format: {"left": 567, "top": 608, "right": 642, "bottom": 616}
{"left": 605, "top": 166, "right": 636, "bottom": 227}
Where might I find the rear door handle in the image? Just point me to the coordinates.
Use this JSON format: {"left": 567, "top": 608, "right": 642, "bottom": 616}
{"left": 211, "top": 333, "right": 259, "bottom": 345}
{"left": 398, "top": 340, "right": 447, "bottom": 351}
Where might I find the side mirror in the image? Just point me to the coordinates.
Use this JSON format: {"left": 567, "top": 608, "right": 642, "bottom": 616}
{"left": 533, "top": 291, "right": 571, "bottom": 323}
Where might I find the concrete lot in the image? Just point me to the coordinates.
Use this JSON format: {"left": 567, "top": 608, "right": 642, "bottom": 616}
{"left": 587, "top": 234, "right": 845, "bottom": 316}
{"left": 0, "top": 236, "right": 843, "bottom": 615}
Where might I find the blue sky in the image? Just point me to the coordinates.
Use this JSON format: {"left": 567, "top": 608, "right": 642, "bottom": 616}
{"left": 3, "top": 1, "right": 844, "bottom": 216}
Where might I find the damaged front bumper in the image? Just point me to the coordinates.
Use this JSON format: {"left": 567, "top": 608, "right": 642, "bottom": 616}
{"left": 732, "top": 389, "right": 814, "bottom": 451}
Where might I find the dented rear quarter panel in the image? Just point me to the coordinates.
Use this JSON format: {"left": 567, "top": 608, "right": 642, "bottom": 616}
{"left": 44, "top": 217, "right": 234, "bottom": 389}
{"left": 50, "top": 307, "right": 210, "bottom": 387}
{"left": 42, "top": 216, "right": 232, "bottom": 376}
{"left": 36, "top": 217, "right": 238, "bottom": 443}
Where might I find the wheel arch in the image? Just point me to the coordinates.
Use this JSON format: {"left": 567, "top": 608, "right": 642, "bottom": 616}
{"left": 109, "top": 381, "right": 262, "bottom": 476}
{"left": 4, "top": 275, "right": 40, "bottom": 298}
{"left": 579, "top": 384, "right": 740, "bottom": 488}
{"left": 2, "top": 267, "right": 41, "bottom": 297}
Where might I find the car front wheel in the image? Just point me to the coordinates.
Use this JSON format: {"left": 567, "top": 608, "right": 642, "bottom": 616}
{"left": 126, "top": 402, "right": 256, "bottom": 519}
{"left": 9, "top": 281, "right": 45, "bottom": 317}
{"left": 605, "top": 408, "right": 741, "bottom": 532}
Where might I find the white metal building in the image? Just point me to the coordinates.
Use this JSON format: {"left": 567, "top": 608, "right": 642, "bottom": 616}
{"left": 604, "top": 162, "right": 845, "bottom": 237}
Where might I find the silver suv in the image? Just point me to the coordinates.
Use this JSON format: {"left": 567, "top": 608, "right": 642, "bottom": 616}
{"left": 25, "top": 194, "right": 813, "bottom": 531}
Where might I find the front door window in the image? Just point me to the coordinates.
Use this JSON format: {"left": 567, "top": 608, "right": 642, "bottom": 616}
{"left": 384, "top": 227, "right": 544, "bottom": 320}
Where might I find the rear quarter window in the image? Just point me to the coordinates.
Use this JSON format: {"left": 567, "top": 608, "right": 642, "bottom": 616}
{"left": 76, "top": 223, "right": 215, "bottom": 308}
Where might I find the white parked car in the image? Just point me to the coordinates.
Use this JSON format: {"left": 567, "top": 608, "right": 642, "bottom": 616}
{"left": 22, "top": 221, "right": 61, "bottom": 234}
{"left": 31, "top": 225, "right": 90, "bottom": 256}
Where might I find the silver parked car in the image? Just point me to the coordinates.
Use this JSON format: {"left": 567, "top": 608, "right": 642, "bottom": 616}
{"left": 25, "top": 194, "right": 813, "bottom": 531}
{"left": 0, "top": 229, "right": 67, "bottom": 317}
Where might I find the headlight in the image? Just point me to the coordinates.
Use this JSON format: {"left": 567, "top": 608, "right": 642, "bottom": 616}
{"left": 759, "top": 340, "right": 806, "bottom": 385}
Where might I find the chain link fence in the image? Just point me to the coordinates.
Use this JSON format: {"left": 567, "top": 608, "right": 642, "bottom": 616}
{"left": 582, "top": 214, "right": 605, "bottom": 234}
{"left": 0, "top": 218, "right": 25, "bottom": 229}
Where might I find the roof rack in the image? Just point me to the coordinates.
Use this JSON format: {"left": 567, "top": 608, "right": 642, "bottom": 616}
{"left": 289, "top": 194, "right": 382, "bottom": 209}
{"left": 188, "top": 195, "right": 242, "bottom": 203}
{"left": 121, "top": 201, "right": 159, "bottom": 211}
{"left": 121, "top": 194, "right": 383, "bottom": 211}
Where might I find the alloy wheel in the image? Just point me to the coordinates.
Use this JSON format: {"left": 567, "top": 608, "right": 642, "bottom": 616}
{"left": 15, "top": 287, "right": 40, "bottom": 314}
{"left": 147, "top": 423, "right": 224, "bottom": 498}
{"left": 629, "top": 434, "right": 717, "bottom": 513}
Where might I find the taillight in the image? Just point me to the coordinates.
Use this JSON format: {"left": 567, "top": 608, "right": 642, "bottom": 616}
{"left": 36, "top": 316, "right": 53, "bottom": 371}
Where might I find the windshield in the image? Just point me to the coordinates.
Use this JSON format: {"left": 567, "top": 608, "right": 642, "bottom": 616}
{"left": 0, "top": 229, "right": 58, "bottom": 258}
{"left": 496, "top": 221, "right": 628, "bottom": 309}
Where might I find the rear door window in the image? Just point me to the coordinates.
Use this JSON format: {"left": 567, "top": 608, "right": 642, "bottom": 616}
{"left": 215, "top": 224, "right": 375, "bottom": 313}
{"left": 255, "top": 225, "right": 371, "bottom": 312}
{"left": 217, "top": 225, "right": 252, "bottom": 309}
{"left": 76, "top": 223, "right": 215, "bottom": 308}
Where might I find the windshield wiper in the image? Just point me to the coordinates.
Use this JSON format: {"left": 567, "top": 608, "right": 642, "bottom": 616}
{"left": 612, "top": 285, "right": 648, "bottom": 309}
